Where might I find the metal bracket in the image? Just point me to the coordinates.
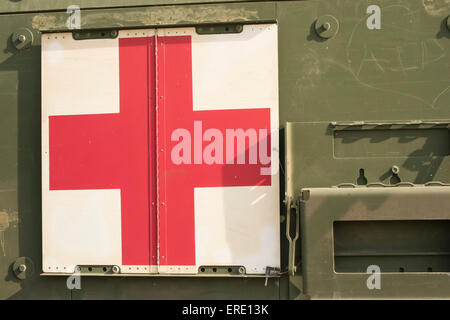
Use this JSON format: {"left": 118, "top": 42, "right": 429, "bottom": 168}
{"left": 285, "top": 197, "right": 300, "bottom": 276}
{"left": 264, "top": 266, "right": 280, "bottom": 286}
{"left": 335, "top": 181, "right": 450, "bottom": 188}
{"left": 330, "top": 120, "right": 450, "bottom": 130}
{"left": 196, "top": 24, "right": 243, "bottom": 35}
{"left": 72, "top": 29, "right": 118, "bottom": 40}
{"left": 75, "top": 265, "right": 119, "bottom": 275}
{"left": 198, "top": 265, "right": 246, "bottom": 275}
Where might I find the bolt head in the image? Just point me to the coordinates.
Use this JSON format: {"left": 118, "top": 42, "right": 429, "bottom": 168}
{"left": 18, "top": 264, "right": 27, "bottom": 272}
{"left": 12, "top": 28, "right": 34, "bottom": 50}
{"left": 315, "top": 15, "right": 339, "bottom": 39}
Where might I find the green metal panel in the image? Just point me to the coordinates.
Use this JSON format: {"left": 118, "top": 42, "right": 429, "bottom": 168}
{"left": 70, "top": 277, "right": 280, "bottom": 300}
{"left": 286, "top": 121, "right": 450, "bottom": 194}
{"left": 0, "top": 0, "right": 265, "bottom": 14}
{"left": 281, "top": 0, "right": 449, "bottom": 299}
{"left": 299, "top": 186, "right": 450, "bottom": 299}
{"left": 0, "top": 0, "right": 449, "bottom": 299}
{"left": 0, "top": 14, "right": 70, "bottom": 300}
{"left": 334, "top": 220, "right": 450, "bottom": 273}
{"left": 30, "top": 2, "right": 277, "bottom": 31}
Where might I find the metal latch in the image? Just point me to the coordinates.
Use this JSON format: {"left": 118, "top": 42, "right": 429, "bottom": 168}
{"left": 285, "top": 196, "right": 300, "bottom": 276}
{"left": 265, "top": 266, "right": 280, "bottom": 286}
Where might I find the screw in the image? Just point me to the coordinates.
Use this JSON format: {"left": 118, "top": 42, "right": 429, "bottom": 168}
{"left": 18, "top": 264, "right": 27, "bottom": 273}
{"left": 322, "top": 22, "right": 331, "bottom": 31}
{"left": 110, "top": 30, "right": 118, "bottom": 37}
{"left": 238, "top": 266, "right": 245, "bottom": 274}
{"left": 112, "top": 265, "right": 120, "bottom": 274}
{"left": 18, "top": 35, "right": 26, "bottom": 43}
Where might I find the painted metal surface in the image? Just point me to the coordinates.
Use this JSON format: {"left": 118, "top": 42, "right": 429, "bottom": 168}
{"left": 156, "top": 25, "right": 279, "bottom": 274}
{"left": 299, "top": 186, "right": 450, "bottom": 299}
{"left": 42, "top": 29, "right": 157, "bottom": 274}
{"left": 0, "top": 0, "right": 261, "bottom": 14}
{"left": 0, "top": 0, "right": 449, "bottom": 299}
{"left": 41, "top": 25, "right": 279, "bottom": 275}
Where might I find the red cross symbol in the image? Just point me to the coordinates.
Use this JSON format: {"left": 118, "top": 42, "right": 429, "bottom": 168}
{"left": 49, "top": 35, "right": 271, "bottom": 268}
{"left": 157, "top": 36, "right": 271, "bottom": 266}
{"left": 49, "top": 37, "right": 157, "bottom": 266}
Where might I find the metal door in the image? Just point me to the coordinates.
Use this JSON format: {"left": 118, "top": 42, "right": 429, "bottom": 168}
{"left": 42, "top": 25, "right": 279, "bottom": 275}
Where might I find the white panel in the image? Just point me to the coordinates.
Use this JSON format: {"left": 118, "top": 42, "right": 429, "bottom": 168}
{"left": 159, "top": 25, "right": 278, "bottom": 111}
{"left": 194, "top": 186, "right": 280, "bottom": 273}
{"left": 161, "top": 24, "right": 280, "bottom": 274}
{"left": 42, "top": 27, "right": 279, "bottom": 274}
{"left": 41, "top": 33, "right": 119, "bottom": 116}
{"left": 42, "top": 189, "right": 122, "bottom": 273}
{"left": 42, "top": 30, "right": 154, "bottom": 274}
{"left": 192, "top": 24, "right": 280, "bottom": 273}
{"left": 42, "top": 32, "right": 122, "bottom": 273}
{"left": 192, "top": 24, "right": 278, "bottom": 111}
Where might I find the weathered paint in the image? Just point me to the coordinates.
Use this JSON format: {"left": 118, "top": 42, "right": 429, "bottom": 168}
{"left": 0, "top": 0, "right": 262, "bottom": 14}
{"left": 31, "top": 4, "right": 272, "bottom": 31}
{"left": 0, "top": 0, "right": 449, "bottom": 299}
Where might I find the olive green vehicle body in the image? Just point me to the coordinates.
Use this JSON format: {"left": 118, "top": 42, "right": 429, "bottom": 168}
{"left": 0, "top": 0, "right": 449, "bottom": 299}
